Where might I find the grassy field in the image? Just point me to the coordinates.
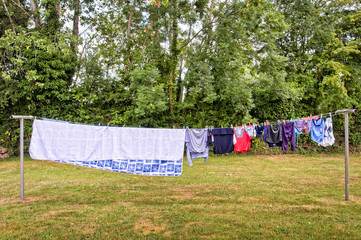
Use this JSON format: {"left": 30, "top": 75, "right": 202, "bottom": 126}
{"left": 1, "top": 154, "right": 361, "bottom": 239}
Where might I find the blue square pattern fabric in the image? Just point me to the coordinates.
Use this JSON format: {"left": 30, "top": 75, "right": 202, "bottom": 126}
{"left": 30, "top": 119, "right": 186, "bottom": 176}
{"left": 54, "top": 159, "right": 183, "bottom": 176}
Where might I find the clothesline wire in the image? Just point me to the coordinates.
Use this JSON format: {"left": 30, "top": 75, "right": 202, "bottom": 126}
{"left": 14, "top": 109, "right": 356, "bottom": 130}
{"left": 234, "top": 111, "right": 341, "bottom": 128}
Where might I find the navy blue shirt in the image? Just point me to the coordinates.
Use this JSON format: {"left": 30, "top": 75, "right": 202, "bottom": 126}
{"left": 212, "top": 128, "right": 234, "bottom": 154}
{"left": 255, "top": 125, "right": 264, "bottom": 137}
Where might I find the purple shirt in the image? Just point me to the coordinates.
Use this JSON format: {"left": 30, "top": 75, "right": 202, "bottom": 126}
{"left": 282, "top": 122, "right": 296, "bottom": 152}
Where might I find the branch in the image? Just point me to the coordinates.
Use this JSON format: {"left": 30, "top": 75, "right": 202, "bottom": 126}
{"left": 9, "top": 0, "right": 42, "bottom": 29}
{"left": 73, "top": 34, "right": 98, "bottom": 86}
{"left": 179, "top": 16, "right": 217, "bottom": 50}
{"left": 179, "top": 7, "right": 241, "bottom": 50}
{"left": 127, "top": 0, "right": 137, "bottom": 41}
{"left": 1, "top": 0, "right": 16, "bottom": 35}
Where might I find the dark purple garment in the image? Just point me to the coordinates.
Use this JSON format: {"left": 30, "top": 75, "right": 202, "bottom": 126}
{"left": 294, "top": 120, "right": 307, "bottom": 134}
{"left": 212, "top": 128, "right": 234, "bottom": 154}
{"left": 282, "top": 122, "right": 296, "bottom": 152}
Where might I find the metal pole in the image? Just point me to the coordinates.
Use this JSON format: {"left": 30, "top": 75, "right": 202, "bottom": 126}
{"left": 10, "top": 115, "right": 33, "bottom": 201}
{"left": 344, "top": 113, "right": 349, "bottom": 201}
{"left": 20, "top": 118, "right": 24, "bottom": 200}
{"left": 335, "top": 109, "right": 357, "bottom": 201}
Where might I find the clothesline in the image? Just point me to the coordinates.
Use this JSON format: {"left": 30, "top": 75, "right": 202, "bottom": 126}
{"left": 9, "top": 109, "right": 358, "bottom": 201}
{"left": 17, "top": 109, "right": 355, "bottom": 131}
{"left": 214, "top": 110, "right": 343, "bottom": 129}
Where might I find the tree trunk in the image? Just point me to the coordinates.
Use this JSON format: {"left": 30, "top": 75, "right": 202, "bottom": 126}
{"left": 169, "top": 0, "right": 178, "bottom": 114}
{"left": 127, "top": 0, "right": 137, "bottom": 41}
{"left": 72, "top": 0, "right": 81, "bottom": 49}
{"left": 56, "top": 2, "right": 61, "bottom": 18}
{"left": 206, "top": 0, "right": 215, "bottom": 46}
{"left": 177, "top": 1, "right": 194, "bottom": 103}
{"left": 125, "top": 0, "right": 137, "bottom": 75}
{"left": 30, "top": 0, "right": 41, "bottom": 28}
{"left": 72, "top": 0, "right": 80, "bottom": 36}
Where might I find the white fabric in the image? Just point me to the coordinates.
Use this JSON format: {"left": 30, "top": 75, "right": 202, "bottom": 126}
{"left": 319, "top": 117, "right": 335, "bottom": 147}
{"left": 29, "top": 119, "right": 186, "bottom": 162}
{"left": 244, "top": 125, "right": 256, "bottom": 137}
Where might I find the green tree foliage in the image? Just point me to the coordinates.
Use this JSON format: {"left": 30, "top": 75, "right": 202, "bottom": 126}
{"left": 0, "top": 30, "right": 77, "bottom": 116}
{"left": 0, "top": 0, "right": 361, "bottom": 154}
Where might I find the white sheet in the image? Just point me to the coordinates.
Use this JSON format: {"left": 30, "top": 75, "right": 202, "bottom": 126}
{"left": 29, "top": 119, "right": 186, "bottom": 162}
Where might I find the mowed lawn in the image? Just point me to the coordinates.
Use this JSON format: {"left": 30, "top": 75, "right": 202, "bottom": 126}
{"left": 1, "top": 154, "right": 361, "bottom": 239}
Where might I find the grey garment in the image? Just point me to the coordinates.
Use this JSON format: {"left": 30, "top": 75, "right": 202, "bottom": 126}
{"left": 319, "top": 117, "right": 335, "bottom": 147}
{"left": 266, "top": 123, "right": 283, "bottom": 144}
{"left": 185, "top": 129, "right": 208, "bottom": 153}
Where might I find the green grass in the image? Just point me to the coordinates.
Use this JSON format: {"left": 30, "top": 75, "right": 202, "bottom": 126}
{"left": 1, "top": 154, "right": 361, "bottom": 239}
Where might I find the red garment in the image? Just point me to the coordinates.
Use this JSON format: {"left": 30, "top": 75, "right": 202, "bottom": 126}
{"left": 301, "top": 115, "right": 319, "bottom": 132}
{"left": 234, "top": 127, "right": 251, "bottom": 153}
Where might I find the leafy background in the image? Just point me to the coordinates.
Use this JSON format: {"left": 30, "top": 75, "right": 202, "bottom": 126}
{"left": 0, "top": 0, "right": 360, "bottom": 155}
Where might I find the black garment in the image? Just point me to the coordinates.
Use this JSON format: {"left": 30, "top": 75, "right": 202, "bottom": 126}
{"left": 266, "top": 123, "right": 282, "bottom": 147}
{"left": 212, "top": 128, "right": 234, "bottom": 154}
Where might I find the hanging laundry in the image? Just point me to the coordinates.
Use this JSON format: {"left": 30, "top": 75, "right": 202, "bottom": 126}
{"left": 281, "top": 122, "right": 296, "bottom": 152}
{"left": 294, "top": 120, "right": 307, "bottom": 134}
{"left": 207, "top": 129, "right": 212, "bottom": 146}
{"left": 301, "top": 117, "right": 310, "bottom": 132}
{"left": 185, "top": 129, "right": 210, "bottom": 166}
{"left": 212, "top": 127, "right": 234, "bottom": 154}
{"left": 234, "top": 126, "right": 244, "bottom": 138}
{"left": 263, "top": 124, "right": 268, "bottom": 142}
{"left": 303, "top": 116, "right": 319, "bottom": 133}
{"left": 255, "top": 125, "right": 264, "bottom": 137}
{"left": 29, "top": 119, "right": 186, "bottom": 176}
{"left": 311, "top": 117, "right": 325, "bottom": 143}
{"left": 233, "top": 127, "right": 251, "bottom": 153}
{"left": 292, "top": 120, "right": 307, "bottom": 147}
{"left": 266, "top": 123, "right": 282, "bottom": 147}
{"left": 319, "top": 116, "right": 335, "bottom": 147}
{"left": 244, "top": 124, "right": 256, "bottom": 137}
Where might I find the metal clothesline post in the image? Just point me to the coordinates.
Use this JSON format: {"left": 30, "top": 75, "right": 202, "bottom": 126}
{"left": 10, "top": 115, "right": 33, "bottom": 201}
{"left": 335, "top": 109, "right": 357, "bottom": 201}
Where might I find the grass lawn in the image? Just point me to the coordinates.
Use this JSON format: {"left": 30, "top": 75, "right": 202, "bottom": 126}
{"left": 1, "top": 154, "right": 361, "bottom": 239}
